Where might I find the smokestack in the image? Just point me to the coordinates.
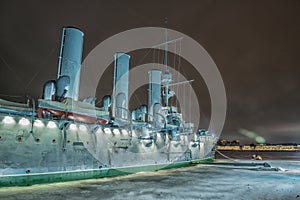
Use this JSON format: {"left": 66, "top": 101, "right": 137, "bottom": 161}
{"left": 57, "top": 27, "right": 84, "bottom": 101}
{"left": 148, "top": 70, "right": 162, "bottom": 120}
{"left": 42, "top": 80, "right": 56, "bottom": 100}
{"left": 112, "top": 53, "right": 130, "bottom": 119}
{"left": 102, "top": 95, "right": 111, "bottom": 112}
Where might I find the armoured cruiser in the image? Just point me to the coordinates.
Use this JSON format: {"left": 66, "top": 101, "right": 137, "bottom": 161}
{"left": 0, "top": 27, "right": 216, "bottom": 187}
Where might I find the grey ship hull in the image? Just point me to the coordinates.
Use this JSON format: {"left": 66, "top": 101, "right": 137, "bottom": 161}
{"left": 0, "top": 114, "right": 215, "bottom": 187}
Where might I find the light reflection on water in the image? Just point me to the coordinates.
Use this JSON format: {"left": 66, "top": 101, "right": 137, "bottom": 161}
{"left": 0, "top": 160, "right": 299, "bottom": 200}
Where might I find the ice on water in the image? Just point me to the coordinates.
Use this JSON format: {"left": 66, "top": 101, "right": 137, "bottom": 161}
{"left": 0, "top": 160, "right": 299, "bottom": 200}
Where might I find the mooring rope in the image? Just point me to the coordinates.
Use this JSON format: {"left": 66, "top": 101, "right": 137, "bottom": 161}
{"left": 215, "top": 149, "right": 238, "bottom": 162}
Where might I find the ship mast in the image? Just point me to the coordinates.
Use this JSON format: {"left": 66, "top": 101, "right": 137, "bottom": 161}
{"left": 164, "top": 18, "right": 168, "bottom": 75}
{"left": 162, "top": 18, "right": 172, "bottom": 108}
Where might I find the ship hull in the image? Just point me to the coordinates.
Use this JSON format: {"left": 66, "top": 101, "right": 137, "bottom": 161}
{"left": 0, "top": 157, "right": 214, "bottom": 187}
{"left": 0, "top": 114, "right": 216, "bottom": 187}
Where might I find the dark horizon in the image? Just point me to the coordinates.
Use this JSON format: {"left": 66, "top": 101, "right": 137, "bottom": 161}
{"left": 0, "top": 0, "right": 299, "bottom": 144}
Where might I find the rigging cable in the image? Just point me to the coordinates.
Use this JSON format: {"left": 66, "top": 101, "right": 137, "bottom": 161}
{"left": 0, "top": 55, "right": 25, "bottom": 89}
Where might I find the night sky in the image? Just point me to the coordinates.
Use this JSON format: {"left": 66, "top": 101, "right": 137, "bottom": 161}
{"left": 0, "top": 0, "right": 299, "bottom": 144}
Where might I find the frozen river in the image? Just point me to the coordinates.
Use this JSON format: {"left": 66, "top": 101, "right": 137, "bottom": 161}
{"left": 0, "top": 160, "right": 299, "bottom": 200}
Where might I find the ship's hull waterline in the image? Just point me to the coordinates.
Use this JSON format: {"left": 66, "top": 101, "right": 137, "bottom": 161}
{"left": 0, "top": 158, "right": 214, "bottom": 187}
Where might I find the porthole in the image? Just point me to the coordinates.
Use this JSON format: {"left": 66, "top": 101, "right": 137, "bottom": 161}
{"left": 17, "top": 137, "right": 22, "bottom": 142}
{"left": 52, "top": 139, "right": 56, "bottom": 143}
{"left": 35, "top": 138, "right": 40, "bottom": 143}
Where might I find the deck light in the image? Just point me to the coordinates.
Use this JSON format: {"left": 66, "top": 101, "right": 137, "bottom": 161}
{"left": 34, "top": 119, "right": 44, "bottom": 128}
{"left": 3, "top": 116, "right": 15, "bottom": 125}
{"left": 47, "top": 121, "right": 57, "bottom": 129}
{"left": 19, "top": 118, "right": 30, "bottom": 126}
